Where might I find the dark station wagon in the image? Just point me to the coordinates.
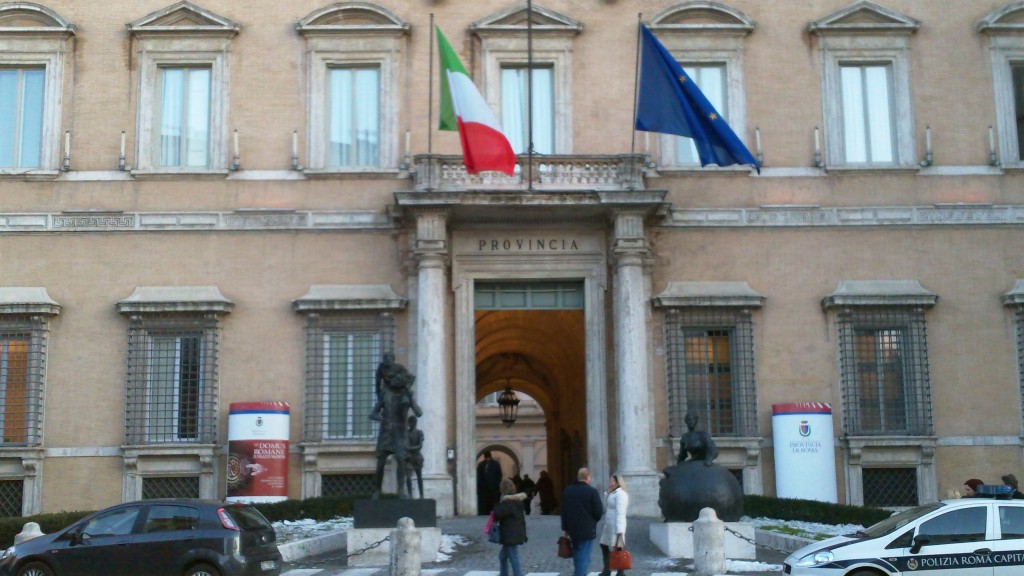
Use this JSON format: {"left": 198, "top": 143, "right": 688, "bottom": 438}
{"left": 0, "top": 499, "right": 281, "bottom": 576}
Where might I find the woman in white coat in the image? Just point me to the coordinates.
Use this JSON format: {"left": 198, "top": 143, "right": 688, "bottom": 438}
{"left": 598, "top": 473, "right": 629, "bottom": 576}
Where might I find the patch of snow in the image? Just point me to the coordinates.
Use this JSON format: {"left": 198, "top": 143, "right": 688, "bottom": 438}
{"left": 749, "top": 517, "right": 864, "bottom": 539}
{"left": 436, "top": 534, "right": 471, "bottom": 562}
{"left": 727, "top": 559, "right": 784, "bottom": 572}
{"left": 272, "top": 517, "right": 353, "bottom": 544}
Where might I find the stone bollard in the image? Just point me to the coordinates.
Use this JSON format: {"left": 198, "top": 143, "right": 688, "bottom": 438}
{"left": 693, "top": 507, "right": 726, "bottom": 576}
{"left": 14, "top": 522, "right": 44, "bottom": 545}
{"left": 389, "top": 516, "right": 421, "bottom": 576}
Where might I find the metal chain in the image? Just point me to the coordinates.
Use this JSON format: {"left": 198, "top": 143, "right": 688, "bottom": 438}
{"left": 687, "top": 524, "right": 794, "bottom": 556}
{"left": 287, "top": 535, "right": 391, "bottom": 567}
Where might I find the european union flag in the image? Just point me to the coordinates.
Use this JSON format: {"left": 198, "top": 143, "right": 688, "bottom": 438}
{"left": 634, "top": 23, "right": 759, "bottom": 172}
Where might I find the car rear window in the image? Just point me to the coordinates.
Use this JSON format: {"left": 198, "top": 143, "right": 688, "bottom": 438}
{"left": 222, "top": 505, "right": 273, "bottom": 530}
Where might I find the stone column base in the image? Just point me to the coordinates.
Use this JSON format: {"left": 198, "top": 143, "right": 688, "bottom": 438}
{"left": 346, "top": 527, "right": 442, "bottom": 566}
{"left": 619, "top": 472, "right": 661, "bottom": 517}
{"left": 649, "top": 521, "right": 755, "bottom": 559}
{"left": 421, "top": 474, "right": 454, "bottom": 517}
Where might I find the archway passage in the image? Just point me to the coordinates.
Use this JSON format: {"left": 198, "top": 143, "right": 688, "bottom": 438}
{"left": 474, "top": 307, "right": 586, "bottom": 510}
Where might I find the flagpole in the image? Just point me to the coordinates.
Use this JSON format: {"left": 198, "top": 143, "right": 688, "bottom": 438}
{"left": 428, "top": 14, "right": 435, "bottom": 191}
{"left": 526, "top": 0, "right": 534, "bottom": 192}
{"left": 630, "top": 14, "right": 643, "bottom": 189}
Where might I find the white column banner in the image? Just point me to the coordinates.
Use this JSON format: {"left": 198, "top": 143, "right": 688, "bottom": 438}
{"left": 772, "top": 402, "right": 837, "bottom": 503}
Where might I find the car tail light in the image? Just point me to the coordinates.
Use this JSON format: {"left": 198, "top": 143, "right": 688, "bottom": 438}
{"left": 217, "top": 507, "right": 240, "bottom": 531}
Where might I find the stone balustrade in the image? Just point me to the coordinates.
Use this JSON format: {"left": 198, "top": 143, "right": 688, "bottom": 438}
{"left": 411, "top": 154, "right": 648, "bottom": 192}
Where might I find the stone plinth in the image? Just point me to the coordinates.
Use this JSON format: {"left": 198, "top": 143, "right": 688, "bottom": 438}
{"left": 346, "top": 526, "right": 442, "bottom": 566}
{"left": 354, "top": 498, "right": 437, "bottom": 528}
{"left": 649, "top": 521, "right": 755, "bottom": 560}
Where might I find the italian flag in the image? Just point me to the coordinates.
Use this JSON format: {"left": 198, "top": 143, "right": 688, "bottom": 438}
{"left": 436, "top": 27, "right": 516, "bottom": 175}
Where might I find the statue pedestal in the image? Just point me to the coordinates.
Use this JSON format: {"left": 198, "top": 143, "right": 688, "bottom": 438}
{"left": 649, "top": 521, "right": 755, "bottom": 559}
{"left": 346, "top": 526, "right": 442, "bottom": 566}
{"left": 353, "top": 499, "right": 436, "bottom": 528}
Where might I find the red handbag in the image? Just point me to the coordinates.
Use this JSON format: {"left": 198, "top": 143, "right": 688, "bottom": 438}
{"left": 609, "top": 546, "right": 632, "bottom": 570}
{"left": 557, "top": 536, "right": 572, "bottom": 558}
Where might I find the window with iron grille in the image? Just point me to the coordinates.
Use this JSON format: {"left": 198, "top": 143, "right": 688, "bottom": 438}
{"left": 0, "top": 317, "right": 47, "bottom": 446}
{"left": 665, "top": 308, "right": 757, "bottom": 437}
{"left": 303, "top": 313, "right": 395, "bottom": 442}
{"left": 837, "top": 307, "right": 932, "bottom": 436}
{"left": 862, "top": 467, "right": 918, "bottom": 507}
{"left": 125, "top": 315, "right": 219, "bottom": 445}
{"left": 1014, "top": 307, "right": 1024, "bottom": 434}
{"left": 321, "top": 473, "right": 376, "bottom": 498}
{"left": 141, "top": 476, "right": 200, "bottom": 499}
{"left": 0, "top": 479, "right": 23, "bottom": 517}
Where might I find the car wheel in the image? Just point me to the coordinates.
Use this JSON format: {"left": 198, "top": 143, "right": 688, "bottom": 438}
{"left": 17, "top": 562, "right": 54, "bottom": 576}
{"left": 184, "top": 563, "right": 221, "bottom": 576}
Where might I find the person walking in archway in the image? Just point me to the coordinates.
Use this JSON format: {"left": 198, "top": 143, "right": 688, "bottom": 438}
{"left": 536, "top": 470, "right": 557, "bottom": 514}
{"left": 477, "top": 451, "right": 503, "bottom": 514}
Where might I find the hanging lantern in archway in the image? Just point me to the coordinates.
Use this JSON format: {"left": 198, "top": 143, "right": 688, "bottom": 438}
{"left": 497, "top": 380, "right": 520, "bottom": 427}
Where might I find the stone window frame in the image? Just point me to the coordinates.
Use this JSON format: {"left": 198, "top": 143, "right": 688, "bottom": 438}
{"left": 809, "top": 1, "right": 919, "bottom": 170}
{"left": 1002, "top": 279, "right": 1024, "bottom": 435}
{"left": 647, "top": 2, "right": 756, "bottom": 171}
{"left": 823, "top": 279, "right": 938, "bottom": 505}
{"left": 653, "top": 281, "right": 765, "bottom": 494}
{"left": 116, "top": 285, "right": 232, "bottom": 502}
{"left": 0, "top": 2, "right": 75, "bottom": 180}
{"left": 979, "top": 2, "right": 1024, "bottom": 167}
{"left": 292, "top": 284, "right": 406, "bottom": 498}
{"left": 470, "top": 3, "right": 582, "bottom": 155}
{"left": 296, "top": 2, "right": 408, "bottom": 176}
{"left": 127, "top": 1, "right": 239, "bottom": 178}
{"left": 0, "top": 288, "right": 60, "bottom": 516}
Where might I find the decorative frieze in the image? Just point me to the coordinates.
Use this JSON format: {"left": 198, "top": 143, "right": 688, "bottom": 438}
{"left": 53, "top": 214, "right": 135, "bottom": 229}
{"left": 0, "top": 210, "right": 392, "bottom": 233}
{"left": 669, "top": 204, "right": 1024, "bottom": 227}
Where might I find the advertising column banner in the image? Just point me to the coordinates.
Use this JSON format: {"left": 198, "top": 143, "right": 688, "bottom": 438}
{"left": 227, "top": 401, "right": 290, "bottom": 503}
{"left": 772, "top": 402, "right": 837, "bottom": 503}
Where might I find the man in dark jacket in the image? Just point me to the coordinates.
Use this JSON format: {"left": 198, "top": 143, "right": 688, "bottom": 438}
{"left": 477, "top": 451, "right": 503, "bottom": 514}
{"left": 560, "top": 467, "right": 604, "bottom": 576}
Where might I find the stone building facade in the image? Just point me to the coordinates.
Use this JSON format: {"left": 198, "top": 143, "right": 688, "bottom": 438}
{"left": 2, "top": 0, "right": 1024, "bottom": 517}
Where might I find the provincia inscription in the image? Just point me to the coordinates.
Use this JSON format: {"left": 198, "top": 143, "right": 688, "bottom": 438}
{"left": 478, "top": 237, "right": 581, "bottom": 252}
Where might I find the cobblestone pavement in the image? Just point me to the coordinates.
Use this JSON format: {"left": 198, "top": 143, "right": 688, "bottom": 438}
{"left": 282, "top": 514, "right": 788, "bottom": 575}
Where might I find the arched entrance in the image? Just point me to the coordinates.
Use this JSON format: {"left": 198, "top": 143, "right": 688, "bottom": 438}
{"left": 474, "top": 301, "right": 586, "bottom": 510}
{"left": 452, "top": 229, "right": 609, "bottom": 515}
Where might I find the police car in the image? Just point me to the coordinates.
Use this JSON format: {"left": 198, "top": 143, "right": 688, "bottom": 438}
{"left": 783, "top": 489, "right": 1024, "bottom": 576}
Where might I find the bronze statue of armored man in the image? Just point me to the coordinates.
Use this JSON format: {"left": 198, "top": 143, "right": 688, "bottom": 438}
{"left": 370, "top": 353, "right": 423, "bottom": 499}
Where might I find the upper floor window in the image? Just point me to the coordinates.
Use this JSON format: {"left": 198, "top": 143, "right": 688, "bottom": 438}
{"left": 0, "top": 288, "right": 60, "bottom": 447}
{"left": 647, "top": 2, "right": 755, "bottom": 169}
{"left": 0, "top": 3, "right": 75, "bottom": 176}
{"left": 979, "top": 3, "right": 1024, "bottom": 166}
{"left": 840, "top": 64, "right": 895, "bottom": 164}
{"left": 654, "top": 281, "right": 764, "bottom": 438}
{"left": 472, "top": 3, "right": 581, "bottom": 155}
{"left": 158, "top": 67, "right": 211, "bottom": 168}
{"left": 292, "top": 285, "right": 406, "bottom": 443}
{"left": 0, "top": 68, "right": 44, "bottom": 169}
{"left": 297, "top": 3, "right": 407, "bottom": 174}
{"left": 810, "top": 2, "right": 919, "bottom": 168}
{"left": 128, "top": 2, "right": 238, "bottom": 175}
{"left": 676, "top": 64, "right": 727, "bottom": 165}
{"left": 823, "top": 280, "right": 937, "bottom": 436}
{"left": 328, "top": 66, "right": 380, "bottom": 168}
{"left": 501, "top": 66, "right": 554, "bottom": 154}
{"left": 117, "top": 286, "right": 233, "bottom": 446}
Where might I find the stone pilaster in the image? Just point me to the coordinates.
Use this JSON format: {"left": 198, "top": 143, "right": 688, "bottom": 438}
{"left": 611, "top": 211, "right": 660, "bottom": 516}
{"left": 413, "top": 210, "right": 454, "bottom": 515}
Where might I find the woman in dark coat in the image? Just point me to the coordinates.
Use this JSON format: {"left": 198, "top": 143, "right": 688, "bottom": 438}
{"left": 492, "top": 478, "right": 528, "bottom": 576}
